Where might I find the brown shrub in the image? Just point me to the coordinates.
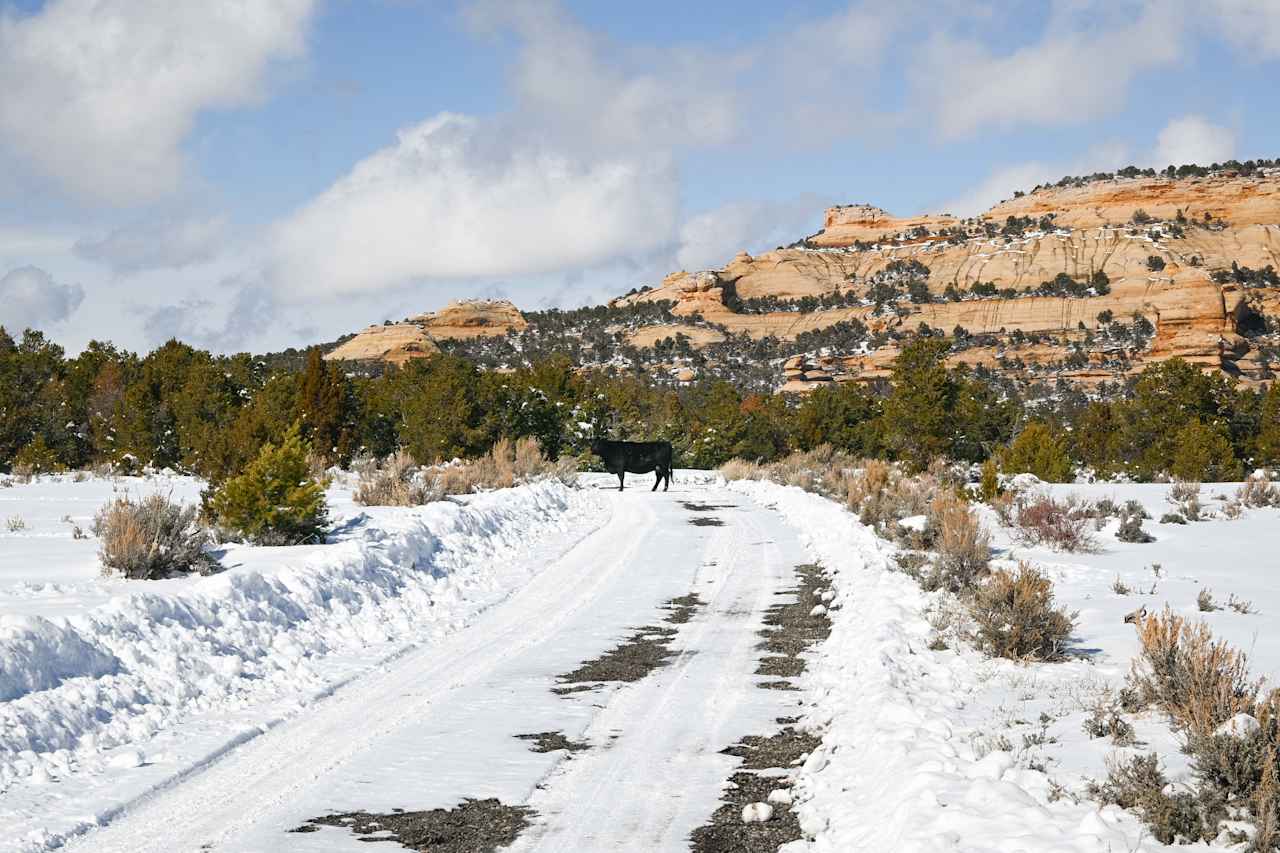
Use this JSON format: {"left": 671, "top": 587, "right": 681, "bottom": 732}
{"left": 922, "top": 493, "right": 990, "bottom": 592}
{"left": 1238, "top": 476, "right": 1280, "bottom": 509}
{"left": 1128, "top": 609, "right": 1261, "bottom": 739}
{"left": 719, "top": 459, "right": 764, "bottom": 481}
{"left": 969, "top": 562, "right": 1076, "bottom": 661}
{"left": 354, "top": 451, "right": 442, "bottom": 506}
{"left": 93, "top": 494, "right": 215, "bottom": 579}
{"left": 434, "top": 438, "right": 577, "bottom": 496}
{"left": 1013, "top": 494, "right": 1097, "bottom": 552}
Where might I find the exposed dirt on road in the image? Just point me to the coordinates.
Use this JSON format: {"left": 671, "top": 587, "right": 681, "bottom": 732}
{"left": 554, "top": 594, "right": 704, "bottom": 690}
{"left": 291, "top": 798, "right": 533, "bottom": 852}
{"left": 690, "top": 563, "right": 833, "bottom": 852}
{"left": 516, "top": 731, "right": 588, "bottom": 754}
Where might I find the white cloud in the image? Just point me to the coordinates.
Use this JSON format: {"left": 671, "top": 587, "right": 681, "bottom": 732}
{"left": 677, "top": 198, "right": 827, "bottom": 271}
{"left": 1152, "top": 115, "right": 1237, "bottom": 168}
{"left": 74, "top": 216, "right": 229, "bottom": 274}
{"left": 0, "top": 0, "right": 315, "bottom": 204}
{"left": 0, "top": 266, "right": 85, "bottom": 333}
{"left": 935, "top": 162, "right": 1062, "bottom": 218}
{"left": 267, "top": 114, "right": 680, "bottom": 297}
{"left": 1207, "top": 0, "right": 1280, "bottom": 59}
{"left": 916, "top": 4, "right": 1185, "bottom": 138}
{"left": 935, "top": 142, "right": 1131, "bottom": 217}
{"left": 466, "top": 0, "right": 739, "bottom": 152}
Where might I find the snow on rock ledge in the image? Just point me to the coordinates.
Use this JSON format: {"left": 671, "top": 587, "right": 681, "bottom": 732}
{"left": 726, "top": 480, "right": 1162, "bottom": 852}
{"left": 0, "top": 481, "right": 602, "bottom": 791}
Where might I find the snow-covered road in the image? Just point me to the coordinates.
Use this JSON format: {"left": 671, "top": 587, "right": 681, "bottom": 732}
{"left": 59, "top": 478, "right": 809, "bottom": 852}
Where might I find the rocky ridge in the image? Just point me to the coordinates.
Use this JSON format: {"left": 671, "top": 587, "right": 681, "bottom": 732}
{"left": 325, "top": 299, "right": 526, "bottom": 366}
{"left": 325, "top": 168, "right": 1280, "bottom": 393}
{"left": 616, "top": 170, "right": 1280, "bottom": 390}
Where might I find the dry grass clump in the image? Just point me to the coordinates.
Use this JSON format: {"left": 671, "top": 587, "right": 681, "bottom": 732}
{"left": 720, "top": 445, "right": 860, "bottom": 493}
{"left": 354, "top": 451, "right": 443, "bottom": 506}
{"left": 1238, "top": 475, "right": 1280, "bottom": 509}
{"left": 1012, "top": 493, "right": 1098, "bottom": 552}
{"left": 437, "top": 438, "right": 578, "bottom": 496}
{"left": 718, "top": 458, "right": 764, "bottom": 481}
{"left": 1129, "top": 609, "right": 1261, "bottom": 739}
{"left": 1167, "top": 480, "right": 1203, "bottom": 521}
{"left": 969, "top": 562, "right": 1076, "bottom": 661}
{"left": 922, "top": 492, "right": 990, "bottom": 593}
{"left": 1089, "top": 754, "right": 1208, "bottom": 844}
{"left": 93, "top": 494, "right": 215, "bottom": 579}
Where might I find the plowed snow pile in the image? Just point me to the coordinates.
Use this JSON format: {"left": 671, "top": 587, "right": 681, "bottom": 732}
{"left": 0, "top": 473, "right": 604, "bottom": 851}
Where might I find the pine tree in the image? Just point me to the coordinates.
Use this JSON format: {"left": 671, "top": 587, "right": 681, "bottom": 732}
{"left": 1001, "top": 421, "right": 1073, "bottom": 482}
{"left": 209, "top": 423, "right": 329, "bottom": 545}
{"left": 883, "top": 338, "right": 956, "bottom": 469}
{"left": 1170, "top": 420, "right": 1242, "bottom": 482}
{"left": 298, "top": 348, "right": 352, "bottom": 463}
{"left": 1256, "top": 383, "right": 1280, "bottom": 468}
{"left": 978, "top": 458, "right": 1000, "bottom": 501}
{"left": 791, "top": 382, "right": 882, "bottom": 456}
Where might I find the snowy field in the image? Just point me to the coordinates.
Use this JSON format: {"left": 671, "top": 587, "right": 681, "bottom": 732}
{"left": 2, "top": 470, "right": 1277, "bottom": 851}
{"left": 0, "top": 472, "right": 607, "bottom": 851}
{"left": 730, "top": 478, "right": 1280, "bottom": 852}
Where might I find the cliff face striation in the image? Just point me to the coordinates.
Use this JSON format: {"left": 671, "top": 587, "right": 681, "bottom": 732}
{"left": 326, "top": 299, "right": 526, "bottom": 366}
{"left": 617, "top": 170, "right": 1280, "bottom": 390}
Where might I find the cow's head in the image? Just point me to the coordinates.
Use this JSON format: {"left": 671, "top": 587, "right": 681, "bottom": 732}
{"left": 589, "top": 438, "right": 604, "bottom": 457}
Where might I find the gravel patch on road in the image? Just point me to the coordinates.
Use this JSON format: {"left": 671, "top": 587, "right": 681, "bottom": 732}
{"left": 291, "top": 798, "right": 533, "bottom": 851}
{"left": 554, "top": 594, "right": 704, "bottom": 691}
{"left": 690, "top": 563, "right": 833, "bottom": 852}
{"left": 516, "top": 731, "right": 589, "bottom": 753}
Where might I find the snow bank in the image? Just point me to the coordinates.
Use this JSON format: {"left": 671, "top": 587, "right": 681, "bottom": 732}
{"left": 0, "top": 481, "right": 602, "bottom": 794}
{"left": 728, "top": 480, "right": 1167, "bottom": 853}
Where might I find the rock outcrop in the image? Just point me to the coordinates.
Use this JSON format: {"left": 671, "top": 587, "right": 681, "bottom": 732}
{"left": 617, "top": 170, "right": 1280, "bottom": 391}
{"left": 326, "top": 299, "right": 526, "bottom": 365}
{"left": 411, "top": 299, "right": 528, "bottom": 340}
{"left": 324, "top": 324, "right": 440, "bottom": 367}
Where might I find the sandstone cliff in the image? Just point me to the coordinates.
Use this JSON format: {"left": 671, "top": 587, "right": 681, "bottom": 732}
{"left": 325, "top": 299, "right": 526, "bottom": 365}
{"left": 618, "top": 169, "right": 1280, "bottom": 390}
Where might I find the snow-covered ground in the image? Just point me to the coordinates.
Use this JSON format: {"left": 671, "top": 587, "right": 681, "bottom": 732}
{"left": 4, "top": 471, "right": 1276, "bottom": 851}
{"left": 729, "top": 478, "right": 1280, "bottom": 853}
{"left": 0, "top": 472, "right": 607, "bottom": 851}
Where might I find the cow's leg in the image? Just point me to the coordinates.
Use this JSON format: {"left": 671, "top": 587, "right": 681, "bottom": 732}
{"left": 652, "top": 470, "right": 660, "bottom": 492}
{"left": 618, "top": 471, "right": 625, "bottom": 491}
{"left": 663, "top": 467, "right": 671, "bottom": 491}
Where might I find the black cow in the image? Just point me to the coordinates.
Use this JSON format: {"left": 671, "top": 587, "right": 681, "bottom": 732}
{"left": 589, "top": 439, "right": 673, "bottom": 492}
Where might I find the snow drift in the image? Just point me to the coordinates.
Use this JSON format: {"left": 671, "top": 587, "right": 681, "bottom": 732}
{"left": 0, "top": 481, "right": 602, "bottom": 795}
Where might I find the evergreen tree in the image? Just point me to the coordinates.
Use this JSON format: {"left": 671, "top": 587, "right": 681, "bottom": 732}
{"left": 397, "top": 355, "right": 496, "bottom": 462}
{"left": 1071, "top": 400, "right": 1121, "bottom": 475}
{"left": 297, "top": 348, "right": 353, "bottom": 463}
{"left": 1001, "top": 421, "right": 1073, "bottom": 482}
{"left": 1170, "top": 420, "right": 1242, "bottom": 482}
{"left": 1255, "top": 383, "right": 1280, "bottom": 468}
{"left": 209, "top": 423, "right": 329, "bottom": 545}
{"left": 1117, "top": 359, "right": 1233, "bottom": 478}
{"left": 883, "top": 338, "right": 957, "bottom": 468}
{"left": 791, "top": 382, "right": 882, "bottom": 456}
{"left": 952, "top": 372, "right": 1020, "bottom": 463}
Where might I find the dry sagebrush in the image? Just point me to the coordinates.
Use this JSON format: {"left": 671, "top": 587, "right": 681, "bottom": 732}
{"left": 354, "top": 451, "right": 442, "bottom": 506}
{"left": 1012, "top": 493, "right": 1098, "bottom": 552}
{"left": 922, "top": 492, "right": 991, "bottom": 593}
{"left": 94, "top": 494, "right": 215, "bottom": 579}
{"left": 969, "top": 563, "right": 1076, "bottom": 661}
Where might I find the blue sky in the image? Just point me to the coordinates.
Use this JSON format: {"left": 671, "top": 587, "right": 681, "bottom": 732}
{"left": 1, "top": 0, "right": 1277, "bottom": 354}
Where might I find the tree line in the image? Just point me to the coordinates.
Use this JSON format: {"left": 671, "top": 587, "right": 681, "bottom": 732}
{"left": 2, "top": 327, "right": 1278, "bottom": 482}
